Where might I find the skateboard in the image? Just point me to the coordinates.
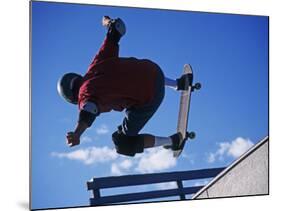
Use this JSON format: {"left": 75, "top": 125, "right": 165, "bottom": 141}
{"left": 173, "top": 64, "right": 201, "bottom": 158}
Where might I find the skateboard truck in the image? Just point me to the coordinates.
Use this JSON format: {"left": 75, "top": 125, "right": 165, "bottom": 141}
{"left": 186, "top": 131, "right": 196, "bottom": 139}
{"left": 191, "top": 83, "right": 202, "bottom": 92}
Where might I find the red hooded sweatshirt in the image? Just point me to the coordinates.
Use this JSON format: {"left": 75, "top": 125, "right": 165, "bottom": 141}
{"left": 78, "top": 37, "right": 159, "bottom": 113}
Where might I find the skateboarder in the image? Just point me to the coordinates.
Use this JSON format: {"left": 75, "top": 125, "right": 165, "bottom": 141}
{"left": 57, "top": 16, "right": 192, "bottom": 157}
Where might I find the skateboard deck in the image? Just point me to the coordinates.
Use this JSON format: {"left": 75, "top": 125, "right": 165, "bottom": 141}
{"left": 173, "top": 64, "right": 200, "bottom": 158}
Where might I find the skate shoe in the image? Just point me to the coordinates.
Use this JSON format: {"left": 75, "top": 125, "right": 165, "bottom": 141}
{"left": 163, "top": 132, "right": 185, "bottom": 151}
{"left": 176, "top": 73, "right": 193, "bottom": 90}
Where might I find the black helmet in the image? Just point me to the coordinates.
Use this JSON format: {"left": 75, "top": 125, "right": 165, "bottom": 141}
{"left": 57, "top": 73, "right": 83, "bottom": 104}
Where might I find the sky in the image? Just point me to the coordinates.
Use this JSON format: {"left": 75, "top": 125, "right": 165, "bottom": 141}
{"left": 31, "top": 1, "right": 268, "bottom": 210}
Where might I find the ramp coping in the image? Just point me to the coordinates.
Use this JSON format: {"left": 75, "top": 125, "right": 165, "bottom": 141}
{"left": 192, "top": 136, "right": 269, "bottom": 199}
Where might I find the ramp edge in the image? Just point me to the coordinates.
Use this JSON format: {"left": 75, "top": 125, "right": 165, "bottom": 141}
{"left": 192, "top": 136, "right": 269, "bottom": 199}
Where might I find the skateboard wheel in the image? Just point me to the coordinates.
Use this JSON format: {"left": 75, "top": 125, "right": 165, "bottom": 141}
{"left": 187, "top": 132, "right": 196, "bottom": 139}
{"left": 194, "top": 83, "right": 201, "bottom": 90}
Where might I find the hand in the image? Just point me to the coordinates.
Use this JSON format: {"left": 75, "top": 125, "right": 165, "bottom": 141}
{"left": 66, "top": 132, "right": 80, "bottom": 147}
{"left": 102, "top": 16, "right": 111, "bottom": 27}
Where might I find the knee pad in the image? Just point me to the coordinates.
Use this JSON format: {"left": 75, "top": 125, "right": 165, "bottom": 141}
{"left": 112, "top": 131, "right": 144, "bottom": 157}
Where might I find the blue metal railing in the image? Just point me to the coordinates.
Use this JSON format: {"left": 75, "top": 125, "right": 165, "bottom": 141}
{"left": 87, "top": 167, "right": 225, "bottom": 206}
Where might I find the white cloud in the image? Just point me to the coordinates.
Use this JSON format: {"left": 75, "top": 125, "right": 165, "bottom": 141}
{"left": 207, "top": 137, "right": 254, "bottom": 163}
{"left": 227, "top": 137, "right": 254, "bottom": 158}
{"left": 155, "top": 182, "right": 178, "bottom": 190}
{"left": 135, "top": 148, "right": 177, "bottom": 173}
{"left": 51, "top": 146, "right": 118, "bottom": 165}
{"left": 95, "top": 124, "right": 110, "bottom": 135}
{"left": 182, "top": 153, "right": 195, "bottom": 164}
{"left": 111, "top": 159, "right": 133, "bottom": 176}
{"left": 120, "top": 159, "right": 133, "bottom": 170}
{"left": 110, "top": 148, "right": 177, "bottom": 176}
{"left": 217, "top": 142, "right": 231, "bottom": 157}
{"left": 207, "top": 153, "right": 216, "bottom": 163}
{"left": 81, "top": 136, "right": 93, "bottom": 143}
{"left": 52, "top": 145, "right": 178, "bottom": 175}
{"left": 194, "top": 179, "right": 210, "bottom": 187}
{"left": 111, "top": 163, "right": 123, "bottom": 176}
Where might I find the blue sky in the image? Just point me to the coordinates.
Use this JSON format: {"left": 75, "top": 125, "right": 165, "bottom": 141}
{"left": 31, "top": 1, "right": 268, "bottom": 209}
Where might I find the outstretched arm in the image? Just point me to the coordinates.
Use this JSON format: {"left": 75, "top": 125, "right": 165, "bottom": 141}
{"left": 90, "top": 16, "right": 126, "bottom": 66}
{"left": 66, "top": 102, "right": 99, "bottom": 147}
{"left": 66, "top": 121, "right": 88, "bottom": 147}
